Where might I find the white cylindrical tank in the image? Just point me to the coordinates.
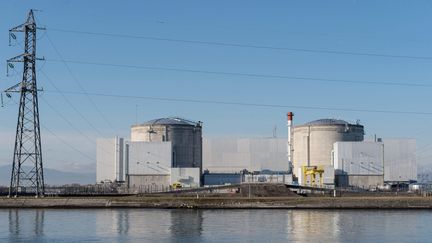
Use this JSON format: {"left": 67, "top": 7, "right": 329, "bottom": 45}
{"left": 292, "top": 119, "right": 364, "bottom": 172}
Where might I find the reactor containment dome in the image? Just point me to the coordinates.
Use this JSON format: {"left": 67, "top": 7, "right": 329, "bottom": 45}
{"left": 292, "top": 118, "right": 364, "bottom": 172}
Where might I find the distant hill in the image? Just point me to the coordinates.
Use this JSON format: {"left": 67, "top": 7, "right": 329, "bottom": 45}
{"left": 0, "top": 165, "right": 95, "bottom": 186}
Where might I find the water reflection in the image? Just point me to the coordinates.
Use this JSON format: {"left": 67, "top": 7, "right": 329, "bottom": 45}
{"left": 8, "top": 209, "right": 44, "bottom": 241}
{"left": 170, "top": 210, "right": 203, "bottom": 239}
{"left": 287, "top": 210, "right": 341, "bottom": 242}
{"left": 1, "top": 209, "right": 431, "bottom": 242}
{"left": 94, "top": 208, "right": 203, "bottom": 241}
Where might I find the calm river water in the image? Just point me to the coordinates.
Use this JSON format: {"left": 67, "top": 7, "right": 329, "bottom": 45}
{"left": 0, "top": 209, "right": 430, "bottom": 242}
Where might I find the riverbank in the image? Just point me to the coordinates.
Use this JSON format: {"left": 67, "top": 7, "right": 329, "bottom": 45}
{"left": 1, "top": 196, "right": 432, "bottom": 209}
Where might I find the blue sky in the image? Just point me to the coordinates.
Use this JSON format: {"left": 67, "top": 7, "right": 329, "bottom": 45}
{"left": 1, "top": 0, "right": 432, "bottom": 172}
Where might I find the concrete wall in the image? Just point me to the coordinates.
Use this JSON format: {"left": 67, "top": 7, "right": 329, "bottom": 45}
{"left": 322, "top": 165, "right": 335, "bottom": 185}
{"left": 96, "top": 137, "right": 124, "bottom": 183}
{"left": 334, "top": 142, "right": 384, "bottom": 176}
{"left": 170, "top": 168, "right": 200, "bottom": 187}
{"left": 293, "top": 124, "right": 363, "bottom": 172}
{"left": 382, "top": 139, "right": 417, "bottom": 183}
{"left": 336, "top": 175, "right": 384, "bottom": 189}
{"left": 203, "top": 138, "right": 288, "bottom": 173}
{"left": 128, "top": 142, "right": 172, "bottom": 175}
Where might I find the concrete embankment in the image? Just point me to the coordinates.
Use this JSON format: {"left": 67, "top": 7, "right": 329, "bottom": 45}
{"left": 1, "top": 196, "right": 432, "bottom": 209}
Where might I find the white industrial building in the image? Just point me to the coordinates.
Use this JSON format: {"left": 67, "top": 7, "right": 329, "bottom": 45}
{"left": 291, "top": 117, "right": 417, "bottom": 189}
{"left": 97, "top": 136, "right": 291, "bottom": 187}
{"left": 96, "top": 117, "right": 202, "bottom": 189}
{"left": 127, "top": 140, "right": 200, "bottom": 189}
{"left": 381, "top": 138, "right": 417, "bottom": 183}
{"left": 128, "top": 141, "right": 172, "bottom": 175}
{"left": 96, "top": 137, "right": 124, "bottom": 183}
{"left": 127, "top": 141, "right": 172, "bottom": 188}
{"left": 332, "top": 139, "right": 417, "bottom": 188}
{"left": 96, "top": 115, "right": 418, "bottom": 191}
{"left": 203, "top": 137, "right": 289, "bottom": 173}
{"left": 333, "top": 141, "right": 384, "bottom": 188}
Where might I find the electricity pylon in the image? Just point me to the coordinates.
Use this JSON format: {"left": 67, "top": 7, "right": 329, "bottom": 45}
{"left": 5, "top": 10, "right": 45, "bottom": 197}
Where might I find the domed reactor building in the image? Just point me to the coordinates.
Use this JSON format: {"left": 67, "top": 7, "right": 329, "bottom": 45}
{"left": 293, "top": 119, "right": 364, "bottom": 169}
{"left": 96, "top": 117, "right": 203, "bottom": 191}
{"left": 126, "top": 117, "right": 203, "bottom": 190}
{"left": 131, "top": 117, "right": 203, "bottom": 169}
{"left": 292, "top": 119, "right": 364, "bottom": 185}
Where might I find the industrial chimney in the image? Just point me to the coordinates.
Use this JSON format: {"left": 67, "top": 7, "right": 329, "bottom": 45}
{"left": 287, "top": 112, "right": 294, "bottom": 173}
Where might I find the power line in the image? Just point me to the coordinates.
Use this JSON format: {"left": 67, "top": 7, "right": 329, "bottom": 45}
{"left": 45, "top": 33, "right": 119, "bottom": 135}
{"left": 41, "top": 124, "right": 95, "bottom": 162}
{"left": 48, "top": 27, "right": 432, "bottom": 61}
{"left": 7, "top": 97, "right": 95, "bottom": 164}
{"left": 40, "top": 96, "right": 99, "bottom": 145}
{"left": 40, "top": 70, "right": 106, "bottom": 137}
{"left": 32, "top": 18, "right": 116, "bottom": 144}
{"left": 44, "top": 59, "right": 432, "bottom": 88}
{"left": 43, "top": 89, "right": 432, "bottom": 116}
{"left": 39, "top": 96, "right": 115, "bottom": 156}
{"left": 8, "top": 58, "right": 109, "bottom": 148}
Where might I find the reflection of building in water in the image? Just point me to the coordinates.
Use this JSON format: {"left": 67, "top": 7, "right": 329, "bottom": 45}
{"left": 286, "top": 211, "right": 341, "bottom": 243}
{"left": 95, "top": 209, "right": 130, "bottom": 238}
{"left": 170, "top": 210, "right": 203, "bottom": 240}
{"left": 113, "top": 209, "right": 129, "bottom": 235}
{"left": 94, "top": 209, "right": 203, "bottom": 241}
{"left": 286, "top": 210, "right": 421, "bottom": 242}
{"left": 8, "top": 209, "right": 45, "bottom": 240}
{"left": 95, "top": 209, "right": 173, "bottom": 240}
{"left": 200, "top": 210, "right": 291, "bottom": 241}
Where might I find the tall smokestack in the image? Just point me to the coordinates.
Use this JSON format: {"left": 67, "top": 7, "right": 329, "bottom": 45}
{"left": 287, "top": 112, "right": 294, "bottom": 173}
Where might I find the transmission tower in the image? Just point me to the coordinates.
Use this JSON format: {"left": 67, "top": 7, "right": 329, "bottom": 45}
{"left": 4, "top": 10, "right": 45, "bottom": 197}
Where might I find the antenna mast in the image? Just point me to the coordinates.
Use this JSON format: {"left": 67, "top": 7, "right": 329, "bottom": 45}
{"left": 6, "top": 10, "right": 45, "bottom": 197}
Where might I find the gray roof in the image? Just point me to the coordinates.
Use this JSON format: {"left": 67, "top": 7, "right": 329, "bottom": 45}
{"left": 139, "top": 117, "right": 199, "bottom": 126}
{"left": 304, "top": 119, "right": 351, "bottom": 126}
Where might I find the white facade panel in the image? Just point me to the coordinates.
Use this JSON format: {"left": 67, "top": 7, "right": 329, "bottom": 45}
{"left": 333, "top": 142, "right": 384, "bottom": 176}
{"left": 128, "top": 141, "right": 172, "bottom": 175}
{"left": 116, "top": 138, "right": 124, "bottom": 182}
{"left": 203, "top": 138, "right": 288, "bottom": 173}
{"left": 382, "top": 139, "right": 417, "bottom": 182}
{"left": 323, "top": 165, "right": 335, "bottom": 185}
{"left": 96, "top": 137, "right": 124, "bottom": 183}
{"left": 128, "top": 175, "right": 170, "bottom": 189}
{"left": 170, "top": 168, "right": 200, "bottom": 187}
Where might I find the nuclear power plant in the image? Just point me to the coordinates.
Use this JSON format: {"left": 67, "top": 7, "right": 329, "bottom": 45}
{"left": 96, "top": 113, "right": 417, "bottom": 191}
